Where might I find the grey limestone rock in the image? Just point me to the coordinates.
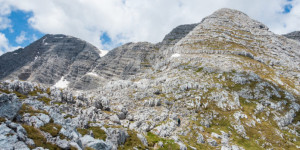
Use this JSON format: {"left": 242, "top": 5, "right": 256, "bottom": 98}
{"left": 196, "top": 133, "right": 205, "bottom": 144}
{"left": 105, "top": 128, "right": 129, "bottom": 147}
{"left": 0, "top": 93, "right": 22, "bottom": 120}
{"left": 283, "top": 31, "right": 300, "bottom": 42}
{"left": 137, "top": 133, "right": 148, "bottom": 146}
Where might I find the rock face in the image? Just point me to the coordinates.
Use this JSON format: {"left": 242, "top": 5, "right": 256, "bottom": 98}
{"left": 0, "top": 34, "right": 101, "bottom": 87}
{"left": 283, "top": 31, "right": 300, "bottom": 42}
{"left": 94, "top": 42, "right": 157, "bottom": 80}
{"left": 0, "top": 93, "right": 22, "bottom": 120}
{"left": 0, "top": 8, "right": 300, "bottom": 150}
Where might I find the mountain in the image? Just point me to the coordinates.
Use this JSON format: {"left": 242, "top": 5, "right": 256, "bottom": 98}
{"left": 0, "top": 8, "right": 299, "bottom": 150}
{"left": 0, "top": 34, "right": 102, "bottom": 87}
{"left": 284, "top": 31, "right": 300, "bottom": 42}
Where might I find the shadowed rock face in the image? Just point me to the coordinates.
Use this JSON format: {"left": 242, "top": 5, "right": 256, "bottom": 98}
{"left": 283, "top": 31, "right": 300, "bottom": 42}
{"left": 0, "top": 34, "right": 101, "bottom": 85}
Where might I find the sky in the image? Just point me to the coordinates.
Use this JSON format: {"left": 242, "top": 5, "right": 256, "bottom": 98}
{"left": 0, "top": 0, "right": 299, "bottom": 55}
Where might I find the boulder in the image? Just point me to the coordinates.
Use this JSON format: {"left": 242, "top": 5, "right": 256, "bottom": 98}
{"left": 105, "top": 128, "right": 129, "bottom": 147}
{"left": 0, "top": 93, "right": 22, "bottom": 120}
{"left": 137, "top": 134, "right": 148, "bottom": 146}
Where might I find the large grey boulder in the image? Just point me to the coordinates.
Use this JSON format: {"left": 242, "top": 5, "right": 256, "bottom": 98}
{"left": 137, "top": 134, "right": 148, "bottom": 146}
{"left": 0, "top": 93, "right": 22, "bottom": 120}
{"left": 0, "top": 123, "right": 30, "bottom": 150}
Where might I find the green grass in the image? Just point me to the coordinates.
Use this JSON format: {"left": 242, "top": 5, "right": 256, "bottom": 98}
{"left": 19, "top": 104, "right": 49, "bottom": 116}
{"left": 28, "top": 87, "right": 45, "bottom": 96}
{"left": 0, "top": 117, "right": 6, "bottom": 123}
{"left": 77, "top": 128, "right": 89, "bottom": 136}
{"left": 64, "top": 114, "right": 75, "bottom": 119}
{"left": 77, "top": 126, "right": 106, "bottom": 140}
{"left": 13, "top": 91, "right": 27, "bottom": 99}
{"left": 22, "top": 124, "right": 60, "bottom": 150}
{"left": 0, "top": 88, "right": 27, "bottom": 99}
{"left": 118, "top": 130, "right": 147, "bottom": 150}
{"left": 145, "top": 132, "right": 180, "bottom": 150}
{"left": 0, "top": 88, "right": 10, "bottom": 94}
{"left": 40, "top": 123, "right": 62, "bottom": 137}
{"left": 37, "top": 96, "right": 51, "bottom": 105}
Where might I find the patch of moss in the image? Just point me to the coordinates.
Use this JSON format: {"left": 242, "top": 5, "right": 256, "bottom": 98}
{"left": 22, "top": 124, "right": 60, "bottom": 150}
{"left": 40, "top": 123, "right": 62, "bottom": 137}
{"left": 64, "top": 114, "right": 75, "bottom": 119}
{"left": 196, "top": 67, "right": 204, "bottom": 72}
{"left": 37, "top": 96, "right": 51, "bottom": 105}
{"left": 77, "top": 128, "right": 89, "bottom": 136}
{"left": 0, "top": 117, "right": 6, "bottom": 123}
{"left": 293, "top": 110, "right": 300, "bottom": 123}
{"left": 119, "top": 130, "right": 147, "bottom": 150}
{"left": 19, "top": 104, "right": 49, "bottom": 116}
{"left": 70, "top": 146, "right": 78, "bottom": 150}
{"left": 77, "top": 126, "right": 106, "bottom": 140}
{"left": 46, "top": 88, "right": 51, "bottom": 95}
{"left": 0, "top": 88, "right": 10, "bottom": 94}
{"left": 146, "top": 132, "right": 180, "bottom": 150}
{"left": 13, "top": 91, "right": 27, "bottom": 99}
{"left": 28, "top": 87, "right": 44, "bottom": 96}
{"left": 53, "top": 102, "right": 64, "bottom": 105}
{"left": 90, "top": 127, "right": 106, "bottom": 140}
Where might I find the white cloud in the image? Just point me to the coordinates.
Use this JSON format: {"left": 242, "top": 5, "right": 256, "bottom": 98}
{"left": 0, "top": 0, "right": 12, "bottom": 30}
{"left": 0, "top": 32, "right": 20, "bottom": 55}
{"left": 15, "top": 31, "right": 27, "bottom": 44}
{"left": 1, "top": 0, "right": 299, "bottom": 50}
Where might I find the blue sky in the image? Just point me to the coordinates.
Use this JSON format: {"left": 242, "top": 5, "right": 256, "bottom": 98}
{"left": 0, "top": 0, "right": 298, "bottom": 55}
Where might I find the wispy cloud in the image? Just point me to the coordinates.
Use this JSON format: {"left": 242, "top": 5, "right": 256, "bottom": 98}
{"left": 0, "top": 32, "right": 20, "bottom": 55}
{"left": 15, "top": 31, "right": 27, "bottom": 44}
{"left": 0, "top": 0, "right": 299, "bottom": 50}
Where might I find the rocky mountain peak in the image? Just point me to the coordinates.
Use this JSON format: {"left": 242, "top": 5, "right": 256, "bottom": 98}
{"left": 202, "top": 8, "right": 268, "bottom": 30}
{"left": 0, "top": 34, "right": 101, "bottom": 86}
{"left": 283, "top": 31, "right": 300, "bottom": 42}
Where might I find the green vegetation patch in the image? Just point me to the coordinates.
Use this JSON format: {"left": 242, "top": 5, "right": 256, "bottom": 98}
{"left": 13, "top": 91, "right": 27, "bottom": 99}
{"left": 77, "top": 126, "right": 106, "bottom": 140}
{"left": 19, "top": 104, "right": 49, "bottom": 116}
{"left": 0, "top": 88, "right": 27, "bottom": 99}
{"left": 28, "top": 87, "right": 44, "bottom": 96}
{"left": 37, "top": 96, "right": 51, "bottom": 105}
{"left": 0, "top": 117, "right": 6, "bottom": 123}
{"left": 22, "top": 124, "right": 60, "bottom": 150}
{"left": 146, "top": 132, "right": 180, "bottom": 150}
{"left": 119, "top": 130, "right": 147, "bottom": 150}
{"left": 64, "top": 114, "right": 76, "bottom": 119}
{"left": 40, "top": 123, "right": 62, "bottom": 137}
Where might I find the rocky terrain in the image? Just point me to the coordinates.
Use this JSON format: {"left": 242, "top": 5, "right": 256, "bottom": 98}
{"left": 0, "top": 8, "right": 300, "bottom": 150}
{"left": 284, "top": 31, "right": 300, "bottom": 42}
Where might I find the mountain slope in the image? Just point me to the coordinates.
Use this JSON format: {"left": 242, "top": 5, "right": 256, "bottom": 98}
{"left": 0, "top": 34, "right": 102, "bottom": 87}
{"left": 284, "top": 31, "right": 300, "bottom": 42}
